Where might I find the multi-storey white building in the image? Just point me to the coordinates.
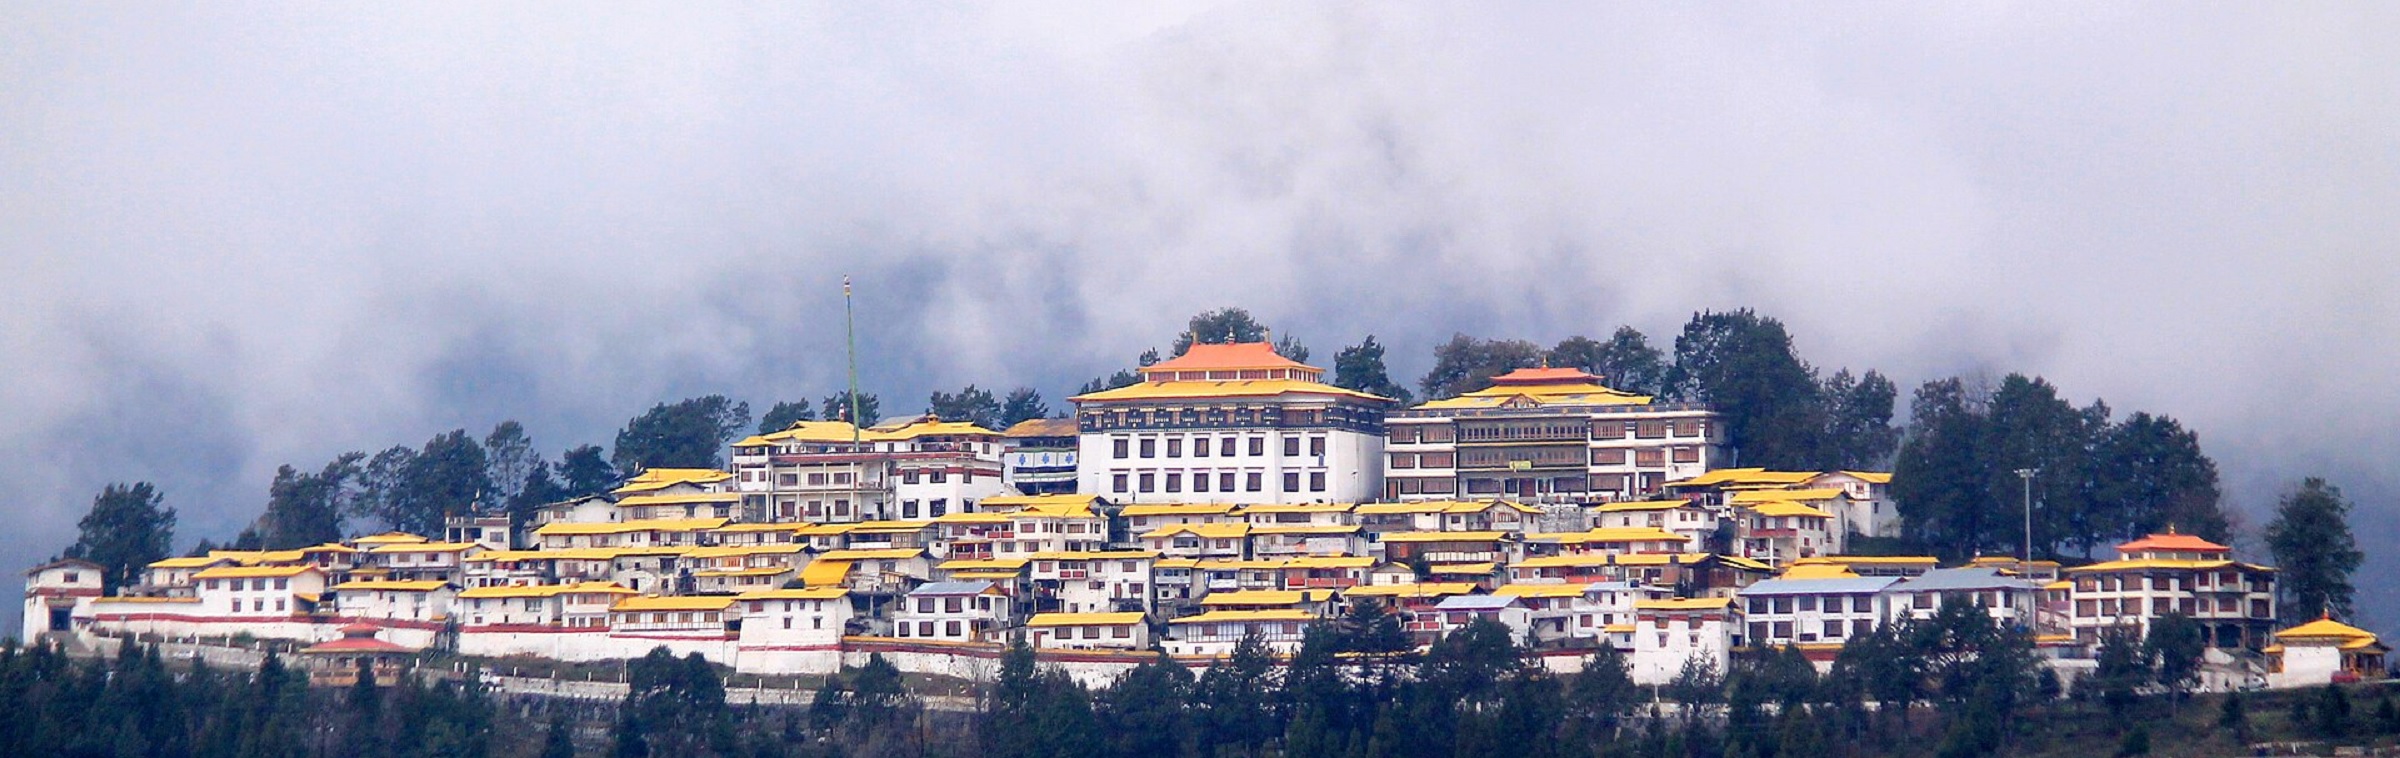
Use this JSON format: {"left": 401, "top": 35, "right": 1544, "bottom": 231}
{"left": 1736, "top": 566, "right": 1897, "bottom": 648}
{"left": 1384, "top": 367, "right": 1724, "bottom": 502}
{"left": 1001, "top": 418, "right": 1080, "bottom": 496}
{"left": 1630, "top": 597, "right": 1740, "bottom": 685}
{"left": 1072, "top": 342, "right": 1394, "bottom": 504}
{"left": 895, "top": 581, "right": 1014, "bottom": 642}
{"left": 2064, "top": 531, "right": 2278, "bottom": 648}
{"left": 729, "top": 418, "right": 1008, "bottom": 523}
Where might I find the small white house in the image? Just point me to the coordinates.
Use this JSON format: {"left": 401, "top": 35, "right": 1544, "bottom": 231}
{"left": 2266, "top": 616, "right": 2388, "bottom": 689}
{"left": 1163, "top": 609, "right": 1315, "bottom": 656}
{"left": 1629, "top": 597, "right": 1739, "bottom": 685}
{"left": 895, "top": 581, "right": 1013, "bottom": 642}
{"left": 194, "top": 565, "right": 328, "bottom": 619}
{"left": 332, "top": 579, "right": 458, "bottom": 623}
{"left": 736, "top": 587, "right": 854, "bottom": 646}
{"left": 22, "top": 558, "right": 105, "bottom": 639}
{"left": 1026, "top": 612, "right": 1151, "bottom": 651}
{"left": 1429, "top": 594, "right": 1533, "bottom": 640}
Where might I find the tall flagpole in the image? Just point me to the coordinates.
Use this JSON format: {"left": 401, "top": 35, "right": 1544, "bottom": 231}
{"left": 845, "top": 276, "right": 861, "bottom": 444}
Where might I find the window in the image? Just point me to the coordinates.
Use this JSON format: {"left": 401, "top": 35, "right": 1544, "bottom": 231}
{"left": 1139, "top": 439, "right": 1156, "bottom": 458}
{"left": 1114, "top": 439, "right": 1130, "bottom": 458}
{"left": 1634, "top": 449, "right": 1665, "bottom": 467}
{"left": 1309, "top": 472, "right": 1326, "bottom": 491}
{"left": 1591, "top": 449, "right": 1627, "bottom": 465}
{"left": 1165, "top": 473, "right": 1183, "bottom": 493}
{"left": 945, "top": 597, "right": 963, "bottom": 613}
{"left": 1167, "top": 438, "right": 1183, "bottom": 457}
{"left": 1194, "top": 473, "right": 1211, "bottom": 492}
{"left": 1194, "top": 437, "right": 1211, "bottom": 457}
{"left": 1222, "top": 472, "right": 1238, "bottom": 492}
{"left": 1138, "top": 473, "right": 1156, "bottom": 492}
{"left": 1113, "top": 473, "right": 1129, "bottom": 493}
{"left": 1249, "top": 437, "right": 1265, "bottom": 456}
{"left": 1284, "top": 437, "right": 1301, "bottom": 456}
{"left": 1222, "top": 437, "right": 1238, "bottom": 457}
{"left": 1309, "top": 436, "right": 1326, "bottom": 456}
{"left": 1247, "top": 473, "right": 1263, "bottom": 492}
{"left": 1391, "top": 453, "right": 1415, "bottom": 469}
{"left": 1284, "top": 472, "right": 1301, "bottom": 491}
{"left": 946, "top": 620, "right": 962, "bottom": 637}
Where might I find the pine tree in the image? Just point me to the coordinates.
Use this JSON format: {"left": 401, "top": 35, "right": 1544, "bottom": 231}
{"left": 64, "top": 482, "right": 177, "bottom": 593}
{"left": 2264, "top": 477, "right": 2363, "bottom": 622}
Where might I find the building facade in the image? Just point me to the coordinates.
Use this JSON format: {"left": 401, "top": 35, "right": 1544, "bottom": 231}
{"left": 1072, "top": 342, "right": 1394, "bottom": 504}
{"left": 1384, "top": 367, "right": 1724, "bottom": 503}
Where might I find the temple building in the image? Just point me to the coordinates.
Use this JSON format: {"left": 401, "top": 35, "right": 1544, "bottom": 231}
{"left": 1071, "top": 342, "right": 1394, "bottom": 504}
{"left": 2063, "top": 530, "right": 2278, "bottom": 648}
{"left": 1384, "top": 367, "right": 1724, "bottom": 502}
{"left": 1001, "top": 418, "right": 1080, "bottom": 495}
{"left": 729, "top": 416, "right": 1007, "bottom": 523}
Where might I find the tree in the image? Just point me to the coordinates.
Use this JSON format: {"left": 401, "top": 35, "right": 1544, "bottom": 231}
{"left": 757, "top": 399, "right": 815, "bottom": 434}
{"left": 820, "top": 391, "right": 881, "bottom": 426}
{"left": 1097, "top": 652, "right": 1194, "bottom": 758}
{"left": 1548, "top": 326, "right": 1668, "bottom": 396}
{"left": 2091, "top": 412, "right": 2227, "bottom": 543}
{"left": 928, "top": 385, "right": 1003, "bottom": 429}
{"left": 1332, "top": 335, "right": 1413, "bottom": 404}
{"left": 613, "top": 396, "right": 751, "bottom": 475}
{"left": 483, "top": 421, "right": 539, "bottom": 505}
{"left": 2312, "top": 683, "right": 2352, "bottom": 739}
{"left": 355, "top": 445, "right": 418, "bottom": 529}
{"left": 1819, "top": 368, "right": 1901, "bottom": 470}
{"left": 2217, "top": 689, "right": 2251, "bottom": 741}
{"left": 1418, "top": 333, "right": 1545, "bottom": 399}
{"left": 393, "top": 429, "right": 492, "bottom": 534}
{"left": 504, "top": 460, "right": 568, "bottom": 529}
{"left": 1980, "top": 374, "right": 2094, "bottom": 560}
{"left": 541, "top": 713, "right": 575, "bottom": 758}
{"left": 65, "top": 482, "right": 176, "bottom": 593}
{"left": 251, "top": 453, "right": 363, "bottom": 549}
{"left": 999, "top": 387, "right": 1051, "bottom": 426}
{"left": 1076, "top": 370, "right": 1142, "bottom": 396}
{"left": 559, "top": 444, "right": 616, "bottom": 498}
{"left": 2145, "top": 611, "right": 2205, "bottom": 701}
{"left": 1893, "top": 378, "right": 1992, "bottom": 560}
{"left": 2264, "top": 477, "right": 2362, "bottom": 622}
{"left": 1663, "top": 309, "right": 1824, "bottom": 469}
{"left": 2091, "top": 626, "right": 2147, "bottom": 728}
{"left": 1172, "top": 307, "right": 1271, "bottom": 355}
{"left": 620, "top": 648, "right": 732, "bottom": 757}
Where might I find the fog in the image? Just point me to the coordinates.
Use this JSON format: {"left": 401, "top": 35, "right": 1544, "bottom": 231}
{"left": 6, "top": 3, "right": 2396, "bottom": 636}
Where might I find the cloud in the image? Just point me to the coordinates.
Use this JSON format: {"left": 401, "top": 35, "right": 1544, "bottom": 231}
{"left": 4, "top": 3, "right": 2396, "bottom": 634}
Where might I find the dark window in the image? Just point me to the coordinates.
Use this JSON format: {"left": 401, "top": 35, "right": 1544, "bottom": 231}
{"left": 1246, "top": 473, "right": 1263, "bottom": 492}
{"left": 1283, "top": 472, "right": 1301, "bottom": 491}
{"left": 1284, "top": 437, "right": 1301, "bottom": 456}
{"left": 1139, "top": 439, "right": 1156, "bottom": 458}
{"left": 1114, "top": 439, "right": 1129, "bottom": 458}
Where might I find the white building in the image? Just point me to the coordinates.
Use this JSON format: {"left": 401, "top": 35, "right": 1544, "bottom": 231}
{"left": 2265, "top": 617, "right": 2388, "bottom": 689}
{"left": 1163, "top": 608, "right": 1315, "bottom": 656}
{"left": 1001, "top": 418, "right": 1080, "bottom": 496}
{"left": 22, "top": 558, "right": 104, "bottom": 640}
{"left": 1384, "top": 367, "right": 1725, "bottom": 502}
{"left": 458, "top": 581, "right": 636, "bottom": 629}
{"left": 1073, "top": 342, "right": 1394, "bottom": 505}
{"left": 1429, "top": 594, "right": 1534, "bottom": 640}
{"left": 737, "top": 587, "right": 855, "bottom": 646}
{"left": 193, "top": 565, "right": 328, "bottom": 620}
{"left": 896, "top": 581, "right": 1014, "bottom": 642}
{"left": 1026, "top": 612, "right": 1151, "bottom": 651}
{"left": 728, "top": 418, "right": 1008, "bottom": 523}
{"left": 1882, "top": 567, "right": 2040, "bottom": 627}
{"left": 332, "top": 579, "right": 457, "bottom": 624}
{"left": 1629, "top": 597, "right": 1739, "bottom": 685}
{"left": 2062, "top": 531, "right": 2278, "bottom": 648}
{"left": 1029, "top": 551, "right": 1157, "bottom": 614}
{"left": 1736, "top": 567, "right": 1897, "bottom": 648}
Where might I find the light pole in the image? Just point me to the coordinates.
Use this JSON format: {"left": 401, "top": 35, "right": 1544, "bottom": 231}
{"left": 2014, "top": 468, "right": 2039, "bottom": 576}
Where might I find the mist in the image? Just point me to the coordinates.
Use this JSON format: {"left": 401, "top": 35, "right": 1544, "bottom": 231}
{"left": 6, "top": 3, "right": 2397, "bottom": 636}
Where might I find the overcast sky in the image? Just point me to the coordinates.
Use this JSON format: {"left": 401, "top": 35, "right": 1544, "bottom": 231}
{"left": 6, "top": 3, "right": 2396, "bottom": 637}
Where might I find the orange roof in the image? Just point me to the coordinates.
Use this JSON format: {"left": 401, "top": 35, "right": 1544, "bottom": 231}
{"left": 1488, "top": 367, "right": 1600, "bottom": 386}
{"left": 2116, "top": 531, "right": 2230, "bottom": 554}
{"left": 1141, "top": 342, "right": 1315, "bottom": 374}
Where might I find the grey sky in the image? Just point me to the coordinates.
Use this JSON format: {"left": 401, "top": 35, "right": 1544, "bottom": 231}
{"left": 6, "top": 3, "right": 2396, "bottom": 636}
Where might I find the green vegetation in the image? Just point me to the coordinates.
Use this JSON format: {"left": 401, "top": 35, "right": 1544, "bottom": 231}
{"left": 64, "top": 482, "right": 176, "bottom": 594}
{"left": 2266, "top": 477, "right": 2364, "bottom": 622}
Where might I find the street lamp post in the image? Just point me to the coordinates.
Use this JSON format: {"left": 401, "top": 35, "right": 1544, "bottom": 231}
{"left": 2014, "top": 468, "right": 2039, "bottom": 576}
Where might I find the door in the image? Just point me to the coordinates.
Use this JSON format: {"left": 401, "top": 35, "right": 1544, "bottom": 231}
{"left": 48, "top": 607, "right": 71, "bottom": 632}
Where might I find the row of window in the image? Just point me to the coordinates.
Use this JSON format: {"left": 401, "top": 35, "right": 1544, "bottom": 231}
{"left": 1391, "top": 418, "right": 1709, "bottom": 444}
{"left": 2073, "top": 572, "right": 2260, "bottom": 593}
{"left": 1751, "top": 619, "right": 1872, "bottom": 642}
{"left": 1109, "top": 470, "right": 1329, "bottom": 494}
{"left": 2075, "top": 597, "right": 2268, "bottom": 618}
{"left": 1113, "top": 434, "right": 1327, "bottom": 460}
{"left": 1745, "top": 594, "right": 1876, "bottom": 615}
{"left": 206, "top": 578, "right": 293, "bottom": 591}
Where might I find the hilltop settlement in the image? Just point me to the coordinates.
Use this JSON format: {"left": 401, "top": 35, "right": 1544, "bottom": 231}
{"left": 22, "top": 342, "right": 2386, "bottom": 692}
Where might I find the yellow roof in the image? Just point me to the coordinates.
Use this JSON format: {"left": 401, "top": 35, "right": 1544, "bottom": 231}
{"left": 1635, "top": 597, "right": 1733, "bottom": 611}
{"left": 939, "top": 557, "right": 1031, "bottom": 571}
{"left": 612, "top": 595, "right": 738, "bottom": 612}
{"left": 1342, "top": 582, "right": 1477, "bottom": 597}
{"left": 351, "top": 532, "right": 431, "bottom": 545}
{"left": 1200, "top": 589, "right": 1336, "bottom": 606}
{"left": 1838, "top": 471, "right": 1893, "bottom": 484}
{"left": 1603, "top": 623, "right": 1635, "bottom": 633}
{"left": 93, "top": 596, "right": 201, "bottom": 604}
{"left": 1155, "top": 557, "right": 1201, "bottom": 569}
{"left": 1252, "top": 524, "right": 1360, "bottom": 536}
{"left": 459, "top": 582, "right": 637, "bottom": 599}
{"left": 534, "top": 517, "right": 729, "bottom": 536}
{"left": 1072, "top": 379, "right": 1390, "bottom": 404}
{"left": 1743, "top": 501, "right": 1833, "bottom": 519}
{"left": 612, "top": 468, "right": 733, "bottom": 494}
{"left": 1376, "top": 531, "right": 1508, "bottom": 543}
{"left": 2065, "top": 558, "right": 2249, "bottom": 573}
{"left": 149, "top": 556, "right": 228, "bottom": 569}
{"left": 1511, "top": 553, "right": 1618, "bottom": 569}
{"left": 866, "top": 418, "right": 1002, "bottom": 440}
{"left": 1169, "top": 609, "right": 1319, "bottom": 623}
{"left": 1001, "top": 418, "right": 1081, "bottom": 438}
{"left": 1574, "top": 527, "right": 1692, "bottom": 544}
{"left": 1593, "top": 499, "right": 1694, "bottom": 513}
{"left": 1027, "top": 550, "right": 1160, "bottom": 561}
{"left": 334, "top": 580, "right": 451, "bottom": 592}
{"left": 1194, "top": 559, "right": 1291, "bottom": 571}
{"left": 1120, "top": 502, "right": 1239, "bottom": 517}
{"left": 979, "top": 493, "right": 1104, "bottom": 510}
{"left": 1281, "top": 555, "right": 1375, "bottom": 569}
{"left": 1142, "top": 523, "right": 1251, "bottom": 539}
{"left": 816, "top": 548, "right": 925, "bottom": 561}
{"left": 301, "top": 543, "right": 361, "bottom": 554}
{"left": 1027, "top": 612, "right": 1146, "bottom": 627}
{"left": 694, "top": 567, "right": 794, "bottom": 578}
{"left": 949, "top": 570, "right": 1025, "bottom": 580}
{"left": 193, "top": 565, "right": 320, "bottom": 579}
{"left": 1355, "top": 500, "right": 1532, "bottom": 515}
{"left": 801, "top": 560, "right": 854, "bottom": 587}
{"left": 684, "top": 544, "right": 806, "bottom": 559}
{"left": 616, "top": 492, "right": 743, "bottom": 507}
{"left": 1410, "top": 372, "right": 1652, "bottom": 410}
{"left": 369, "top": 541, "right": 481, "bottom": 553}
{"left": 932, "top": 512, "right": 1014, "bottom": 524}
{"left": 1729, "top": 489, "right": 1845, "bottom": 503}
{"left": 2274, "top": 617, "right": 2381, "bottom": 641}
{"left": 1238, "top": 503, "right": 1357, "bottom": 514}
{"left": 1794, "top": 555, "right": 1938, "bottom": 566}
{"left": 2043, "top": 580, "right": 2073, "bottom": 591}
{"left": 1429, "top": 562, "right": 1498, "bottom": 575}
{"left": 1665, "top": 469, "right": 1819, "bottom": 489}
{"left": 735, "top": 587, "right": 851, "bottom": 601}
{"left": 842, "top": 520, "right": 937, "bottom": 534}
{"left": 1778, "top": 564, "right": 1861, "bottom": 580}
{"left": 713, "top": 521, "right": 811, "bottom": 533}
{"left": 1494, "top": 583, "right": 1595, "bottom": 599}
